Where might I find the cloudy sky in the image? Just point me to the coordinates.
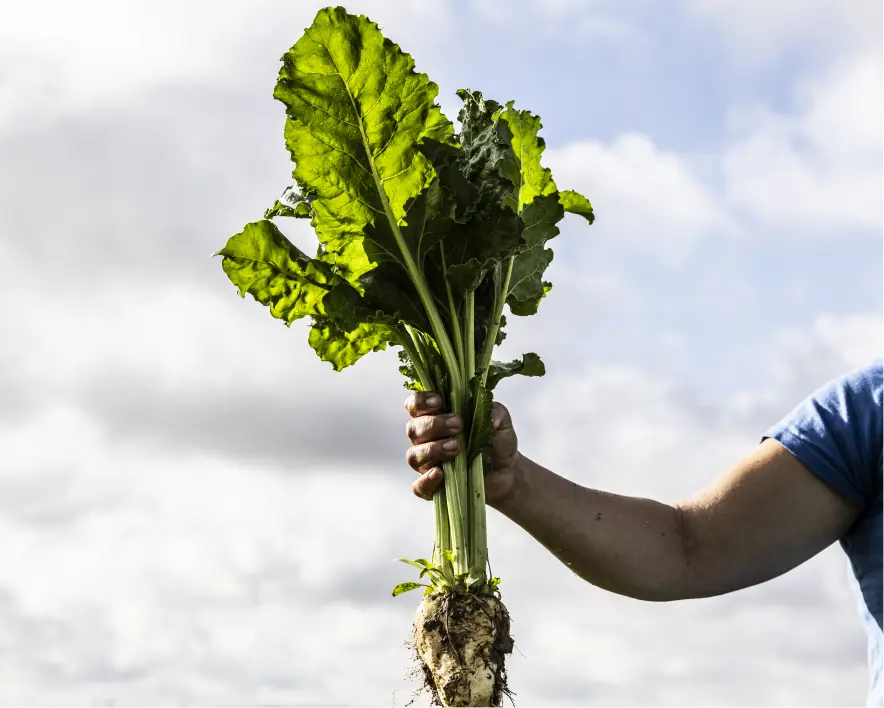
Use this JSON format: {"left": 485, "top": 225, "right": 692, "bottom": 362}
{"left": 0, "top": 0, "right": 881, "bottom": 705}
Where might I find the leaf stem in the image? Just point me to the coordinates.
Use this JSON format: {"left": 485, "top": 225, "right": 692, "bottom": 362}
{"left": 397, "top": 328, "right": 451, "bottom": 572}
{"left": 353, "top": 112, "right": 470, "bottom": 576}
{"left": 479, "top": 255, "right": 515, "bottom": 384}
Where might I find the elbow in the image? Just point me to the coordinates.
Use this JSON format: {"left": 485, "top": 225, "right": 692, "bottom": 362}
{"left": 615, "top": 503, "right": 702, "bottom": 603}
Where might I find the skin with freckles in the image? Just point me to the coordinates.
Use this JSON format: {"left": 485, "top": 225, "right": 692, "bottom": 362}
{"left": 403, "top": 391, "right": 859, "bottom": 602}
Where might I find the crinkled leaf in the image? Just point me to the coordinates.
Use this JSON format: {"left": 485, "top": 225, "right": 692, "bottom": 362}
{"left": 217, "top": 220, "right": 335, "bottom": 324}
{"left": 486, "top": 353, "right": 545, "bottom": 391}
{"left": 273, "top": 6, "right": 455, "bottom": 285}
{"left": 455, "top": 90, "right": 514, "bottom": 216}
{"left": 308, "top": 318, "right": 392, "bottom": 371}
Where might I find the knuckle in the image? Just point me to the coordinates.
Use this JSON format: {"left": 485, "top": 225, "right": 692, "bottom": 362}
{"left": 412, "top": 416, "right": 442, "bottom": 444}
{"left": 412, "top": 479, "right": 429, "bottom": 500}
{"left": 404, "top": 393, "right": 419, "bottom": 417}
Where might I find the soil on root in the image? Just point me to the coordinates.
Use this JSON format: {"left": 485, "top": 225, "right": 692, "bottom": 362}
{"left": 409, "top": 591, "right": 515, "bottom": 707}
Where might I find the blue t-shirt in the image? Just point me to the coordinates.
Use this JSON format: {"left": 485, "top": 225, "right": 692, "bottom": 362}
{"left": 764, "top": 359, "right": 883, "bottom": 706}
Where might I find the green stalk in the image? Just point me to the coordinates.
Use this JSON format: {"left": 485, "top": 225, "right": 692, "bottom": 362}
{"left": 464, "top": 290, "right": 476, "bottom": 382}
{"left": 397, "top": 329, "right": 450, "bottom": 572}
{"left": 349, "top": 93, "right": 463, "bottom": 397}
{"left": 440, "top": 245, "right": 466, "bottom": 376}
{"left": 434, "top": 246, "right": 470, "bottom": 579}
{"left": 352, "top": 114, "right": 470, "bottom": 577}
{"left": 468, "top": 454, "right": 487, "bottom": 578}
{"left": 464, "top": 288, "right": 488, "bottom": 580}
{"left": 479, "top": 256, "right": 515, "bottom": 384}
{"left": 404, "top": 325, "right": 434, "bottom": 391}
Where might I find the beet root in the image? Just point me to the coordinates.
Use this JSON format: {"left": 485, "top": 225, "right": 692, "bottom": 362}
{"left": 413, "top": 591, "right": 514, "bottom": 707}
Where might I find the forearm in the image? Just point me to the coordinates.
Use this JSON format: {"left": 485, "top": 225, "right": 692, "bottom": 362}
{"left": 490, "top": 454, "right": 693, "bottom": 602}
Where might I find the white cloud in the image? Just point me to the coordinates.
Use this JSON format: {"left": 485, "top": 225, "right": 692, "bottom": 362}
{"left": 723, "top": 50, "right": 883, "bottom": 232}
{"left": 546, "top": 133, "right": 732, "bottom": 264}
{"left": 0, "top": 0, "right": 452, "bottom": 129}
{"left": 0, "top": 261, "right": 875, "bottom": 704}
{"left": 0, "top": 1, "right": 880, "bottom": 703}
{"left": 678, "top": 0, "right": 882, "bottom": 64}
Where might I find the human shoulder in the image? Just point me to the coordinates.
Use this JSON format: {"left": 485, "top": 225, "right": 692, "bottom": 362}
{"left": 764, "top": 358, "right": 882, "bottom": 509}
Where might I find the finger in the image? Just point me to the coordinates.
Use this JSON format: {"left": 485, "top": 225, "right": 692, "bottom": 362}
{"left": 491, "top": 402, "right": 513, "bottom": 431}
{"left": 404, "top": 391, "right": 444, "bottom": 418}
{"left": 405, "top": 438, "right": 460, "bottom": 472}
{"left": 406, "top": 413, "right": 462, "bottom": 444}
{"left": 413, "top": 467, "right": 443, "bottom": 500}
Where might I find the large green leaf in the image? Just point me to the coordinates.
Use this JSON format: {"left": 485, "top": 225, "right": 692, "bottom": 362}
{"left": 273, "top": 6, "right": 456, "bottom": 284}
{"left": 217, "top": 220, "right": 336, "bottom": 324}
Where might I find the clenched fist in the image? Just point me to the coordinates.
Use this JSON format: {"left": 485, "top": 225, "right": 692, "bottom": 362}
{"left": 403, "top": 391, "right": 520, "bottom": 505}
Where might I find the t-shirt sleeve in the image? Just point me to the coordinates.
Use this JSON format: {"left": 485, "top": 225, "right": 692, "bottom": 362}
{"left": 762, "top": 359, "right": 883, "bottom": 510}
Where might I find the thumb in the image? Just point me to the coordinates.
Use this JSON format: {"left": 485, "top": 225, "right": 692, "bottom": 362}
{"left": 491, "top": 402, "right": 512, "bottom": 431}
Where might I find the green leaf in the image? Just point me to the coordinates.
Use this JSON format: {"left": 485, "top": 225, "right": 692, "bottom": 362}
{"left": 308, "top": 318, "right": 391, "bottom": 371}
{"left": 455, "top": 90, "right": 514, "bottom": 216}
{"left": 217, "top": 220, "right": 336, "bottom": 325}
{"left": 560, "top": 189, "right": 594, "bottom": 224}
{"left": 467, "top": 377, "right": 493, "bottom": 465}
{"left": 505, "top": 194, "right": 564, "bottom": 316}
{"left": 398, "top": 349, "right": 424, "bottom": 391}
{"left": 496, "top": 314, "right": 507, "bottom": 345}
{"left": 497, "top": 102, "right": 557, "bottom": 210}
{"left": 492, "top": 104, "right": 569, "bottom": 319}
{"left": 422, "top": 97, "right": 526, "bottom": 295}
{"left": 392, "top": 581, "right": 427, "bottom": 597}
{"left": 361, "top": 178, "right": 452, "bottom": 270}
{"left": 486, "top": 353, "right": 545, "bottom": 391}
{"left": 273, "top": 6, "right": 455, "bottom": 284}
{"left": 442, "top": 204, "right": 523, "bottom": 293}
{"left": 443, "top": 549, "right": 457, "bottom": 565}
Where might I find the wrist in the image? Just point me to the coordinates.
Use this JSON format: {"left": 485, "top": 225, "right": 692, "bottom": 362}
{"left": 488, "top": 452, "right": 531, "bottom": 511}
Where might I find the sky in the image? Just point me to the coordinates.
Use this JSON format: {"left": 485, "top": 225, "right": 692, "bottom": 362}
{"left": 0, "top": 0, "right": 881, "bottom": 705}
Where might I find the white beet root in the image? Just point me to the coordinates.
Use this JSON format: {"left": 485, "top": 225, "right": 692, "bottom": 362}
{"left": 413, "top": 592, "right": 513, "bottom": 707}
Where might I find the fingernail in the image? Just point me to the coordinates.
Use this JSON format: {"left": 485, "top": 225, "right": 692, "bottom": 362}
{"left": 446, "top": 415, "right": 461, "bottom": 430}
{"left": 425, "top": 395, "right": 440, "bottom": 408}
{"left": 428, "top": 468, "right": 441, "bottom": 481}
{"left": 443, "top": 439, "right": 458, "bottom": 451}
